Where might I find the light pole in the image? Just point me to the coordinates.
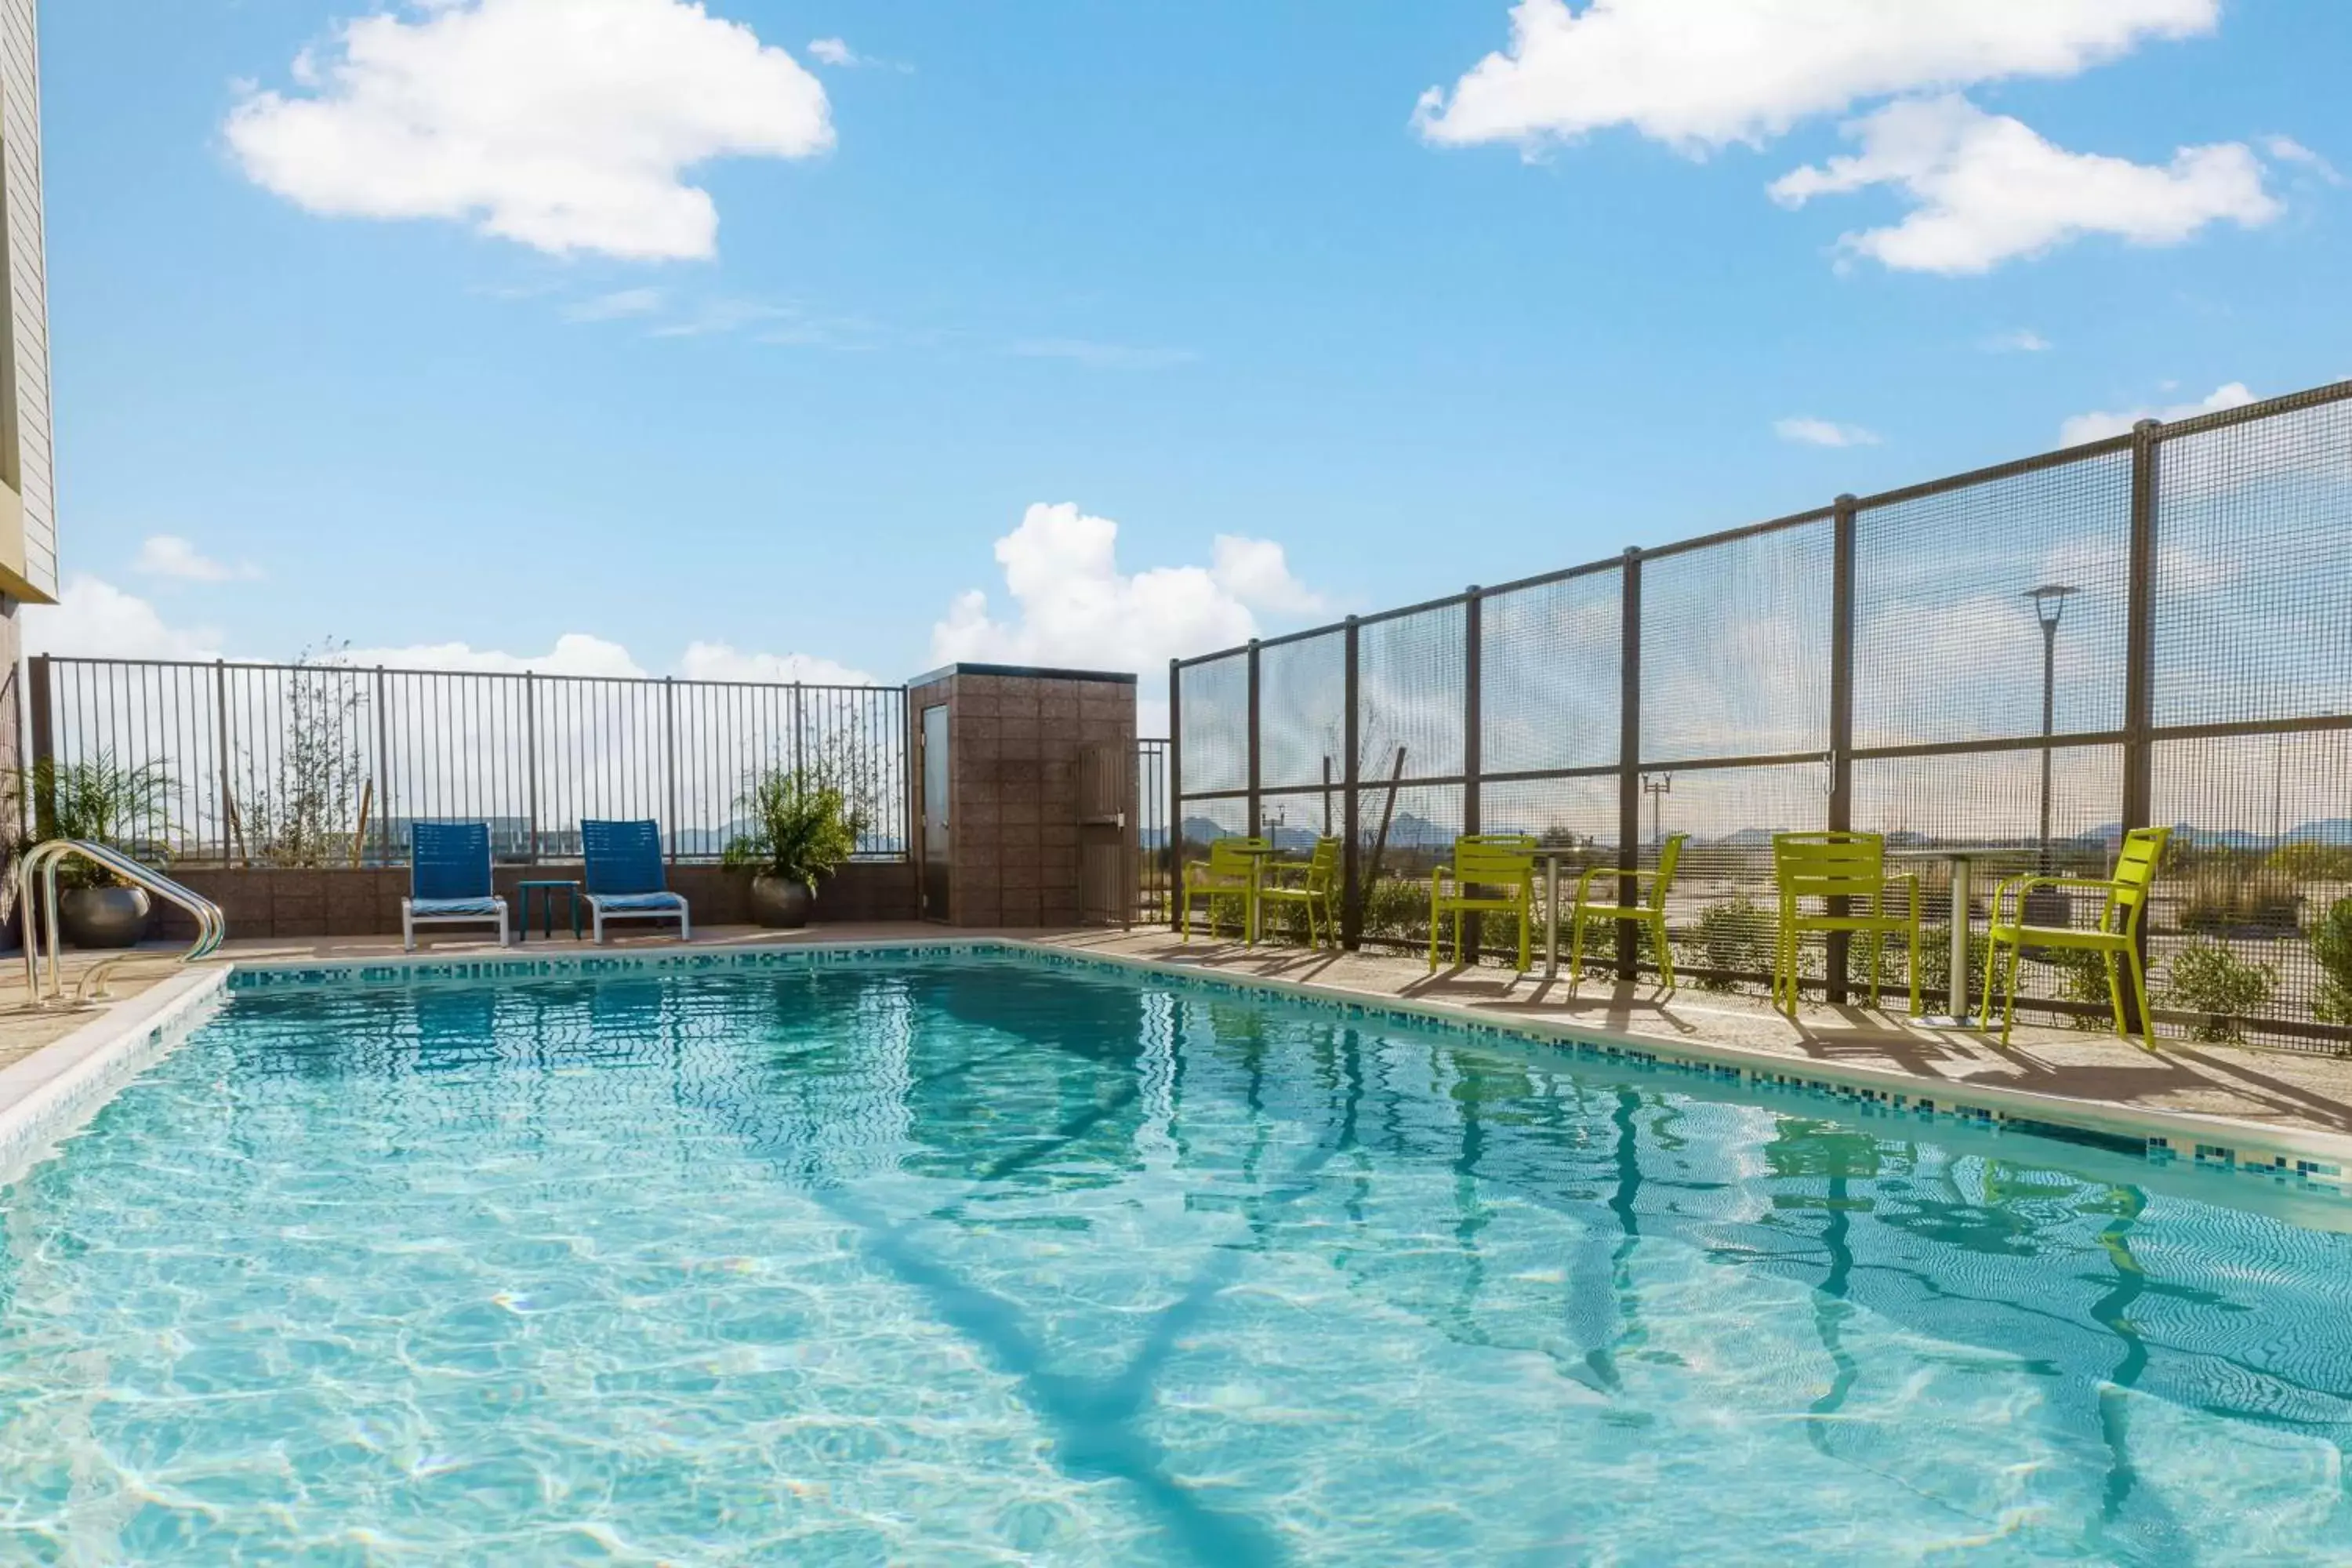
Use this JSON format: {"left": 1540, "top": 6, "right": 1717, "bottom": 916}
{"left": 2024, "top": 584, "right": 2078, "bottom": 873}
{"left": 1642, "top": 771, "right": 1672, "bottom": 851}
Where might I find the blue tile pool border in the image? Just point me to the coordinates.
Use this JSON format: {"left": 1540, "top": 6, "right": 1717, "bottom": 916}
{"left": 6, "top": 936, "right": 2343, "bottom": 1207}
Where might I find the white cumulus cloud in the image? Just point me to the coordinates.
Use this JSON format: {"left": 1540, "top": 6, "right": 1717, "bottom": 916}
{"left": 1984, "top": 328, "right": 2053, "bottom": 353}
{"left": 26, "top": 578, "right": 873, "bottom": 688}
{"left": 1774, "top": 416, "right": 1880, "bottom": 448}
{"left": 1414, "top": 0, "right": 2217, "bottom": 151}
{"left": 225, "top": 0, "right": 834, "bottom": 262}
{"left": 1769, "top": 95, "right": 2278, "bottom": 273}
{"left": 931, "top": 503, "right": 1326, "bottom": 689}
{"left": 676, "top": 643, "right": 877, "bottom": 686}
{"left": 2058, "top": 381, "right": 2255, "bottom": 447}
{"left": 26, "top": 577, "right": 227, "bottom": 661}
{"left": 132, "top": 534, "right": 263, "bottom": 583}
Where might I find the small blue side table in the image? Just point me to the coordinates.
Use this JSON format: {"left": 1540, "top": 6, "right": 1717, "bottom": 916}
{"left": 517, "top": 880, "right": 583, "bottom": 942}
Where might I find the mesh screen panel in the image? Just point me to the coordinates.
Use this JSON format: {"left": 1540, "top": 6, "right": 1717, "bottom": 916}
{"left": 1854, "top": 453, "right": 2131, "bottom": 749}
{"left": 1640, "top": 523, "right": 1832, "bottom": 764}
{"left": 1359, "top": 605, "right": 1466, "bottom": 783}
{"left": 2151, "top": 730, "right": 2352, "bottom": 1038}
{"left": 1631, "top": 763, "right": 1828, "bottom": 983}
{"left": 2154, "top": 400, "right": 2352, "bottom": 728}
{"left": 1477, "top": 776, "right": 1618, "bottom": 852}
{"left": 1177, "top": 795, "right": 1252, "bottom": 862}
{"left": 1258, "top": 783, "right": 1342, "bottom": 842}
{"left": 1178, "top": 654, "right": 1250, "bottom": 795}
{"left": 1163, "top": 384, "right": 2352, "bottom": 1041}
{"left": 1480, "top": 569, "right": 1621, "bottom": 775}
{"left": 1257, "top": 632, "right": 1347, "bottom": 791}
{"left": 1354, "top": 783, "right": 1465, "bottom": 946}
{"left": 1854, "top": 746, "right": 2123, "bottom": 1004}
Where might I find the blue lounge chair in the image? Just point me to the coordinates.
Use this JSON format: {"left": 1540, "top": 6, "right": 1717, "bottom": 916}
{"left": 403, "top": 821, "right": 510, "bottom": 951}
{"left": 581, "top": 818, "right": 691, "bottom": 944}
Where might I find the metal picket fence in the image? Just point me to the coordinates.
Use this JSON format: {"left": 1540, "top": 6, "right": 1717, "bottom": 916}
{"left": 28, "top": 656, "right": 912, "bottom": 867}
{"left": 1172, "top": 379, "right": 2352, "bottom": 1050}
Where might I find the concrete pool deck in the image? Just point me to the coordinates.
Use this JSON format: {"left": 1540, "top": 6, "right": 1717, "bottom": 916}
{"left": 2, "top": 920, "right": 2350, "bottom": 1162}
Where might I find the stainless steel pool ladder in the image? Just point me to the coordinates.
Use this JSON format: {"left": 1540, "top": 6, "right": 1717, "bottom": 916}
{"left": 11, "top": 840, "right": 227, "bottom": 1011}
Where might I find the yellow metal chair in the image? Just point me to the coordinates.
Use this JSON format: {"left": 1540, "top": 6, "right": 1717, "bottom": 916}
{"left": 1259, "top": 836, "right": 1342, "bottom": 950}
{"left": 1769, "top": 832, "right": 1921, "bottom": 1014}
{"left": 1180, "top": 836, "right": 1270, "bottom": 942}
{"left": 1567, "top": 833, "right": 1687, "bottom": 993}
{"left": 1430, "top": 833, "right": 1538, "bottom": 972}
{"left": 1982, "top": 827, "right": 2171, "bottom": 1049}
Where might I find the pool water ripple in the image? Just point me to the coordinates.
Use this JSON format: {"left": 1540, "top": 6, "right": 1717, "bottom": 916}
{"left": 0, "top": 960, "right": 2347, "bottom": 1563}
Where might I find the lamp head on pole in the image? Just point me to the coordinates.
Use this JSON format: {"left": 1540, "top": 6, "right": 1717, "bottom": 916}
{"left": 2024, "top": 583, "right": 2078, "bottom": 630}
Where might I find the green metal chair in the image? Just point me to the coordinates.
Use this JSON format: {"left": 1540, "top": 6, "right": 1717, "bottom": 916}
{"left": 1567, "top": 833, "right": 1687, "bottom": 993}
{"left": 1769, "top": 832, "right": 1921, "bottom": 1014}
{"left": 1180, "top": 836, "right": 1270, "bottom": 943}
{"left": 1258, "top": 836, "right": 1342, "bottom": 950}
{"left": 1429, "top": 834, "right": 1538, "bottom": 973}
{"left": 1982, "top": 827, "right": 2170, "bottom": 1049}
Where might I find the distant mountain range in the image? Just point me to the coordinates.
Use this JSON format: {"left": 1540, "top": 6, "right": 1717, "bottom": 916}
{"left": 1158, "top": 815, "right": 2352, "bottom": 851}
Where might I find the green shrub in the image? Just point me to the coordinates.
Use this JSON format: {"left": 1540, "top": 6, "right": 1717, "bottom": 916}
{"left": 723, "top": 767, "right": 866, "bottom": 887}
{"left": 1689, "top": 898, "right": 1774, "bottom": 993}
{"left": 2161, "top": 941, "right": 2277, "bottom": 1044}
{"left": 2313, "top": 896, "right": 2352, "bottom": 1027}
{"left": 1359, "top": 878, "right": 1430, "bottom": 942}
{"left": 2042, "top": 948, "right": 2123, "bottom": 1030}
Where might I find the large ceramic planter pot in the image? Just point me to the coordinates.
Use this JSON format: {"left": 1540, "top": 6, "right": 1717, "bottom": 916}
{"left": 749, "top": 874, "right": 814, "bottom": 929}
{"left": 60, "top": 885, "right": 154, "bottom": 949}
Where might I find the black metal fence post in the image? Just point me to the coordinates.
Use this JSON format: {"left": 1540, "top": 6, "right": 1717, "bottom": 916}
{"left": 1462, "top": 586, "right": 1483, "bottom": 958}
{"left": 1341, "top": 616, "right": 1362, "bottom": 949}
{"left": 1827, "top": 493, "right": 1857, "bottom": 1003}
{"left": 1167, "top": 659, "right": 1183, "bottom": 931}
{"left": 1245, "top": 639, "right": 1262, "bottom": 838}
{"left": 1617, "top": 549, "right": 1642, "bottom": 980}
{"left": 2122, "top": 417, "right": 2161, "bottom": 1030}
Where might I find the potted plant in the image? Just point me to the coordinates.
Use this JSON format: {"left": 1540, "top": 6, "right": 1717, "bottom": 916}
{"left": 723, "top": 767, "right": 866, "bottom": 928}
{"left": 21, "top": 753, "right": 175, "bottom": 948}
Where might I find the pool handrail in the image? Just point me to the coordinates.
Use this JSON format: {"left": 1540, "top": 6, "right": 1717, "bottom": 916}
{"left": 13, "top": 840, "right": 227, "bottom": 1010}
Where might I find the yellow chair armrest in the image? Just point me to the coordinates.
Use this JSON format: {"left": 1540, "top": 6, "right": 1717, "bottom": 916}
{"left": 1992, "top": 875, "right": 2129, "bottom": 925}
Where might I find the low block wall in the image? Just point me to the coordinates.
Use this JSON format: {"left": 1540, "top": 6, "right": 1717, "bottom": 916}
{"left": 152, "top": 861, "right": 921, "bottom": 942}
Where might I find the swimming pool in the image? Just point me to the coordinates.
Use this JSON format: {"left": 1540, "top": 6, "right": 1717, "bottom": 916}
{"left": 1, "top": 953, "right": 2348, "bottom": 1563}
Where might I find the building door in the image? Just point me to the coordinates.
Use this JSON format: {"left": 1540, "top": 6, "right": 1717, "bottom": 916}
{"left": 920, "top": 702, "right": 950, "bottom": 921}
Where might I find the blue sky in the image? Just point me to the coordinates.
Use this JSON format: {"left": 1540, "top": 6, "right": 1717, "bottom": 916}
{"left": 29, "top": 0, "right": 2352, "bottom": 696}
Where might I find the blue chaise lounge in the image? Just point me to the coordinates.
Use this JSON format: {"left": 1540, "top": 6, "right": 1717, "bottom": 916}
{"left": 581, "top": 818, "right": 692, "bottom": 944}
{"left": 403, "top": 820, "right": 510, "bottom": 951}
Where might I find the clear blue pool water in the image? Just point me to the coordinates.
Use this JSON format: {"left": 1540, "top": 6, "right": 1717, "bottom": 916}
{"left": 2, "top": 957, "right": 2349, "bottom": 1563}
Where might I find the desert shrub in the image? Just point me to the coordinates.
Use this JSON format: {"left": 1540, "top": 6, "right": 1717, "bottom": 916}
{"left": 2176, "top": 869, "right": 2303, "bottom": 937}
{"left": 2313, "top": 896, "right": 2352, "bottom": 1027}
{"left": 1689, "top": 898, "right": 1774, "bottom": 993}
{"left": 2161, "top": 941, "right": 2277, "bottom": 1044}
{"left": 1359, "top": 877, "right": 1431, "bottom": 943}
{"left": 2267, "top": 842, "right": 2352, "bottom": 883}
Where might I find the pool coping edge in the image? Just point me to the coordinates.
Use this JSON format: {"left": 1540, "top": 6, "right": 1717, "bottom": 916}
{"left": 1014, "top": 939, "right": 2352, "bottom": 1188}
{"left": 0, "top": 967, "right": 230, "bottom": 1185}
